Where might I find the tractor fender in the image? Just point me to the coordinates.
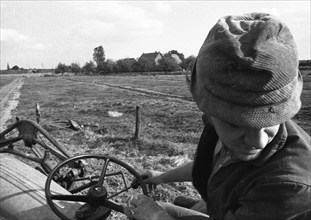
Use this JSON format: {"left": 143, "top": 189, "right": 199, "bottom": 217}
{"left": 0, "top": 154, "right": 80, "bottom": 220}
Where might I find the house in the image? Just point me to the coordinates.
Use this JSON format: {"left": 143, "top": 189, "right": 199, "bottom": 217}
{"left": 170, "top": 53, "right": 182, "bottom": 64}
{"left": 11, "top": 65, "right": 20, "bottom": 70}
{"left": 138, "top": 52, "right": 163, "bottom": 65}
{"left": 122, "top": 58, "right": 136, "bottom": 66}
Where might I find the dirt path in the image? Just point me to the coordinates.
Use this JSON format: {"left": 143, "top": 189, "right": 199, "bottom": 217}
{"left": 0, "top": 78, "right": 24, "bottom": 131}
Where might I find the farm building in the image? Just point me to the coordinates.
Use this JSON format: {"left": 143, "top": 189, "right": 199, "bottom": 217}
{"left": 138, "top": 51, "right": 184, "bottom": 66}
{"left": 138, "top": 52, "right": 163, "bottom": 65}
{"left": 11, "top": 65, "right": 20, "bottom": 70}
{"left": 122, "top": 58, "right": 136, "bottom": 66}
{"left": 170, "top": 53, "right": 182, "bottom": 64}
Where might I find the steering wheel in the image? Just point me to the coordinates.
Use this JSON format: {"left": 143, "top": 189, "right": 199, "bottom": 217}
{"left": 45, "top": 154, "right": 148, "bottom": 220}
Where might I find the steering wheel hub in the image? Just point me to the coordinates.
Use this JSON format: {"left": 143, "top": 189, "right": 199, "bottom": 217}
{"left": 88, "top": 185, "right": 107, "bottom": 205}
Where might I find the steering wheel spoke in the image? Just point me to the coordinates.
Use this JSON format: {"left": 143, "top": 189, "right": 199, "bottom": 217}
{"left": 51, "top": 194, "right": 88, "bottom": 202}
{"left": 98, "top": 158, "right": 110, "bottom": 185}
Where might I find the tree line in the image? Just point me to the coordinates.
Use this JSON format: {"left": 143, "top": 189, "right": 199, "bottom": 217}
{"left": 55, "top": 46, "right": 196, "bottom": 75}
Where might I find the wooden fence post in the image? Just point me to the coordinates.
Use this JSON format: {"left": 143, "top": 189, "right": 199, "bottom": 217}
{"left": 134, "top": 106, "right": 141, "bottom": 140}
{"left": 36, "top": 103, "right": 41, "bottom": 124}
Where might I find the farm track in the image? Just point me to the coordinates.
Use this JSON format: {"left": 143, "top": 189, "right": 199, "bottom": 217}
{"left": 0, "top": 78, "right": 24, "bottom": 131}
{"left": 64, "top": 78, "right": 194, "bottom": 102}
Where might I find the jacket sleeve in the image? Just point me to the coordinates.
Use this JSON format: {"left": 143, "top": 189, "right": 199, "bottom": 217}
{"left": 224, "top": 182, "right": 311, "bottom": 220}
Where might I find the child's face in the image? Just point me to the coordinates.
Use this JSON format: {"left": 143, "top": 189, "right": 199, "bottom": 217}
{"left": 211, "top": 117, "right": 280, "bottom": 161}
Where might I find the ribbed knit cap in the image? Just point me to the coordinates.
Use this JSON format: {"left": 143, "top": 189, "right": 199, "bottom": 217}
{"left": 191, "top": 13, "right": 302, "bottom": 128}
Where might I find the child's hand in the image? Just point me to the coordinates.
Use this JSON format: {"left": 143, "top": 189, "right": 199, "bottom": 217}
{"left": 140, "top": 169, "right": 164, "bottom": 191}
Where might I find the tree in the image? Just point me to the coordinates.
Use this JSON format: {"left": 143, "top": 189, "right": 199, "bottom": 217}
{"left": 93, "top": 46, "right": 105, "bottom": 66}
{"left": 116, "top": 58, "right": 135, "bottom": 73}
{"left": 97, "top": 62, "right": 112, "bottom": 74}
{"left": 181, "top": 55, "right": 196, "bottom": 71}
{"left": 105, "top": 59, "right": 118, "bottom": 73}
{"left": 55, "top": 62, "right": 69, "bottom": 75}
{"left": 7, "top": 63, "right": 10, "bottom": 70}
{"left": 132, "top": 59, "right": 146, "bottom": 73}
{"left": 82, "top": 61, "right": 96, "bottom": 74}
{"left": 70, "top": 63, "right": 81, "bottom": 75}
{"left": 132, "top": 58, "right": 157, "bottom": 72}
{"left": 299, "top": 60, "right": 311, "bottom": 66}
{"left": 158, "top": 53, "right": 180, "bottom": 72}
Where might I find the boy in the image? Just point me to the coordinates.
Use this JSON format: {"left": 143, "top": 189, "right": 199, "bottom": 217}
{"left": 125, "top": 13, "right": 311, "bottom": 220}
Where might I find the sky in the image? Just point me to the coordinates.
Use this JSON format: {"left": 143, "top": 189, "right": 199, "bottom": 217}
{"left": 1, "top": 0, "right": 310, "bottom": 70}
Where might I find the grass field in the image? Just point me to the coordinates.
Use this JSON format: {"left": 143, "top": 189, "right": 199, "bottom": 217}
{"left": 0, "top": 69, "right": 310, "bottom": 219}
{"left": 0, "top": 74, "right": 204, "bottom": 212}
{"left": 0, "top": 75, "right": 17, "bottom": 88}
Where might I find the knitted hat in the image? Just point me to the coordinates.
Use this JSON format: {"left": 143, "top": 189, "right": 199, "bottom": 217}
{"left": 190, "top": 13, "right": 303, "bottom": 128}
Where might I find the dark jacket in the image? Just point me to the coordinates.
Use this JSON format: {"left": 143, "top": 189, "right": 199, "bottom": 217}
{"left": 192, "top": 120, "right": 311, "bottom": 220}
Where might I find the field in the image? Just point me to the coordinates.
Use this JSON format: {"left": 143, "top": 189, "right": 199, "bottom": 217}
{"left": 0, "top": 69, "right": 310, "bottom": 218}
{"left": 0, "top": 75, "right": 17, "bottom": 87}
{"left": 0, "top": 73, "right": 203, "bottom": 214}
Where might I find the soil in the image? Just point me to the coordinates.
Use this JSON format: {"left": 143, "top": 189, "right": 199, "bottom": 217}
{"left": 0, "top": 77, "right": 24, "bottom": 131}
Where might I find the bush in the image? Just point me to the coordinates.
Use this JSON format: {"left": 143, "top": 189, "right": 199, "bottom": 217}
{"left": 299, "top": 60, "right": 311, "bottom": 67}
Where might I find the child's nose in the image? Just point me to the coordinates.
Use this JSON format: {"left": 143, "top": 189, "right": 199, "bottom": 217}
{"left": 244, "top": 128, "right": 269, "bottom": 149}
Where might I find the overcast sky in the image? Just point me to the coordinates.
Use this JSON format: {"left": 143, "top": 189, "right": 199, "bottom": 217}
{"left": 1, "top": 0, "right": 310, "bottom": 70}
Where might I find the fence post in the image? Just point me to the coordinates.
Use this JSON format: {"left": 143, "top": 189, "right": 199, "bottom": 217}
{"left": 134, "top": 106, "right": 141, "bottom": 140}
{"left": 36, "top": 103, "right": 41, "bottom": 124}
